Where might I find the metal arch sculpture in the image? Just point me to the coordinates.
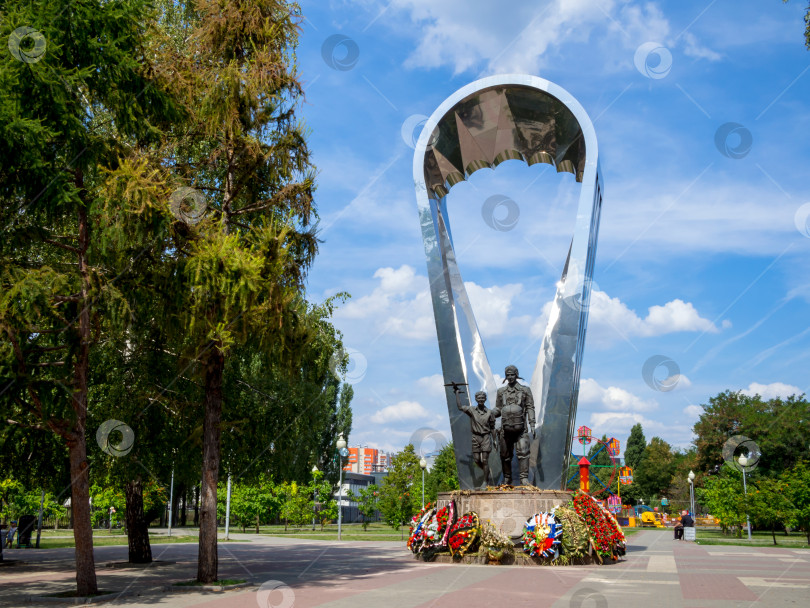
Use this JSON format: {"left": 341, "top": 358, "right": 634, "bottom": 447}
{"left": 412, "top": 74, "right": 604, "bottom": 491}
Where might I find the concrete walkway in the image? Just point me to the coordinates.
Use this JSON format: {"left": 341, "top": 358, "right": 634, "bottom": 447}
{"left": 0, "top": 530, "right": 808, "bottom": 607}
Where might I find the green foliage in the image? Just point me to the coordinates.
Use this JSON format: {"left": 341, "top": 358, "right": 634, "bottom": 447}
{"left": 308, "top": 469, "right": 337, "bottom": 530}
{"left": 424, "top": 443, "right": 459, "bottom": 503}
{"left": 632, "top": 437, "right": 674, "bottom": 500}
{"left": 278, "top": 481, "right": 312, "bottom": 528}
{"left": 696, "top": 467, "right": 747, "bottom": 535}
{"left": 693, "top": 391, "right": 809, "bottom": 477}
{"left": 747, "top": 476, "right": 796, "bottom": 544}
{"left": 378, "top": 445, "right": 421, "bottom": 530}
{"left": 217, "top": 475, "right": 280, "bottom": 532}
{"left": 349, "top": 484, "right": 380, "bottom": 530}
{"left": 624, "top": 423, "right": 646, "bottom": 470}
{"left": 781, "top": 461, "right": 810, "bottom": 543}
{"left": 0, "top": 478, "right": 65, "bottom": 522}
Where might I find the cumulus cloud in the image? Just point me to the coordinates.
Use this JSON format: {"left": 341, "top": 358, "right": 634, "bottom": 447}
{"left": 683, "top": 404, "right": 703, "bottom": 419}
{"left": 336, "top": 264, "right": 530, "bottom": 340}
{"left": 360, "top": 0, "right": 716, "bottom": 77}
{"left": 532, "top": 288, "right": 720, "bottom": 347}
{"left": 370, "top": 400, "right": 432, "bottom": 423}
{"left": 741, "top": 382, "right": 803, "bottom": 400}
{"left": 579, "top": 378, "right": 658, "bottom": 412}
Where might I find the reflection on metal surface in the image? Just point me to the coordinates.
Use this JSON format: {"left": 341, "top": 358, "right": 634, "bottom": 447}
{"left": 413, "top": 75, "right": 603, "bottom": 490}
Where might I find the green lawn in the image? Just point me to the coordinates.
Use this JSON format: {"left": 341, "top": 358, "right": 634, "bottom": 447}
{"left": 695, "top": 528, "right": 810, "bottom": 548}
{"left": 34, "top": 534, "right": 201, "bottom": 549}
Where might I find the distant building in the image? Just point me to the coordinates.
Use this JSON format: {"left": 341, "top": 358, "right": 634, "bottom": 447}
{"left": 344, "top": 446, "right": 392, "bottom": 474}
{"left": 335, "top": 472, "right": 378, "bottom": 523}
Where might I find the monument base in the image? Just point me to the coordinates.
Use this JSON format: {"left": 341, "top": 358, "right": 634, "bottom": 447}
{"left": 437, "top": 487, "right": 573, "bottom": 539}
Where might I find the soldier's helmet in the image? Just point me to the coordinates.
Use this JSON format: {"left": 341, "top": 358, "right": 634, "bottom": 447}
{"left": 504, "top": 365, "right": 519, "bottom": 376}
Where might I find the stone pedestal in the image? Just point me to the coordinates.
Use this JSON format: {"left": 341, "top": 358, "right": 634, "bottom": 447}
{"left": 437, "top": 488, "right": 572, "bottom": 538}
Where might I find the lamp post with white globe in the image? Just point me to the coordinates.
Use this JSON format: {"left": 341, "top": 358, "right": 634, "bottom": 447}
{"left": 738, "top": 454, "right": 752, "bottom": 541}
{"left": 336, "top": 434, "right": 349, "bottom": 541}
{"left": 419, "top": 457, "right": 427, "bottom": 510}
{"left": 688, "top": 470, "right": 695, "bottom": 517}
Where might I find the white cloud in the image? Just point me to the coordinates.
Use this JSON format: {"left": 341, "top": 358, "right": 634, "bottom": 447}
{"left": 588, "top": 412, "right": 665, "bottom": 435}
{"left": 415, "top": 374, "right": 446, "bottom": 400}
{"left": 370, "top": 400, "right": 432, "bottom": 423}
{"left": 532, "top": 289, "right": 720, "bottom": 347}
{"left": 336, "top": 265, "right": 531, "bottom": 341}
{"left": 682, "top": 32, "right": 722, "bottom": 61}
{"left": 683, "top": 404, "right": 703, "bottom": 419}
{"left": 579, "top": 378, "right": 658, "bottom": 412}
{"left": 740, "top": 382, "right": 803, "bottom": 400}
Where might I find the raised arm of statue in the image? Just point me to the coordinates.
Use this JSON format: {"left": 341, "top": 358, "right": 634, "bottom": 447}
{"left": 453, "top": 385, "right": 469, "bottom": 415}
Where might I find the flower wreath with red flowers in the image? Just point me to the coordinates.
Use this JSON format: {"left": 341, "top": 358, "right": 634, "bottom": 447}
{"left": 417, "top": 500, "right": 456, "bottom": 559}
{"left": 447, "top": 511, "right": 480, "bottom": 557}
{"left": 571, "top": 491, "right": 626, "bottom": 560}
{"left": 522, "top": 512, "right": 562, "bottom": 560}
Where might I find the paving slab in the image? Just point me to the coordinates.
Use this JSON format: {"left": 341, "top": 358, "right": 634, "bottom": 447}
{"left": 0, "top": 530, "right": 808, "bottom": 607}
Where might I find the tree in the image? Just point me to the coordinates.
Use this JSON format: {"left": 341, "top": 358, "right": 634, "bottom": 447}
{"left": 349, "top": 485, "right": 379, "bottom": 530}
{"left": 624, "top": 424, "right": 646, "bottom": 470}
{"left": 104, "top": 0, "right": 329, "bottom": 582}
{"left": 217, "top": 475, "right": 279, "bottom": 533}
{"left": 424, "top": 443, "right": 459, "bottom": 503}
{"left": 634, "top": 437, "right": 675, "bottom": 500}
{"left": 693, "top": 391, "right": 809, "bottom": 478}
{"left": 696, "top": 467, "right": 747, "bottom": 536}
{"left": 378, "top": 445, "right": 421, "bottom": 531}
{"left": 279, "top": 481, "right": 312, "bottom": 528}
{"left": 783, "top": 1, "right": 810, "bottom": 47}
{"left": 0, "top": 0, "right": 180, "bottom": 594}
{"left": 748, "top": 476, "right": 795, "bottom": 545}
{"left": 782, "top": 461, "right": 810, "bottom": 544}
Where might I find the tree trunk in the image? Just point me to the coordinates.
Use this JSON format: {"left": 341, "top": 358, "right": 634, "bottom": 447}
{"left": 772, "top": 523, "right": 777, "bottom": 545}
{"left": 193, "top": 485, "right": 199, "bottom": 527}
{"left": 196, "top": 347, "right": 224, "bottom": 583}
{"left": 67, "top": 434, "right": 97, "bottom": 595}
{"left": 172, "top": 483, "right": 183, "bottom": 529}
{"left": 256, "top": 514, "right": 259, "bottom": 534}
{"left": 180, "top": 486, "right": 187, "bottom": 527}
{"left": 67, "top": 202, "right": 98, "bottom": 596}
{"left": 125, "top": 479, "right": 152, "bottom": 564}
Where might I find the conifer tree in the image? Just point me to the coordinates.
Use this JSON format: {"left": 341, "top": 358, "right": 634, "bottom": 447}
{"left": 1, "top": 0, "right": 180, "bottom": 594}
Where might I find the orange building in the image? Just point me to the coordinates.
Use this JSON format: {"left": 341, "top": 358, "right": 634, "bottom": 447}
{"left": 344, "top": 446, "right": 389, "bottom": 474}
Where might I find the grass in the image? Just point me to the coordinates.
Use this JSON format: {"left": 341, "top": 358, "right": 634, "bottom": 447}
{"left": 174, "top": 578, "right": 246, "bottom": 586}
{"left": 695, "top": 528, "right": 810, "bottom": 548}
{"left": 31, "top": 534, "right": 201, "bottom": 549}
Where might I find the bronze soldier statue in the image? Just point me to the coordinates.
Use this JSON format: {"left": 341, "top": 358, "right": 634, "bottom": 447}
{"left": 453, "top": 386, "right": 499, "bottom": 488}
{"left": 496, "top": 365, "right": 536, "bottom": 485}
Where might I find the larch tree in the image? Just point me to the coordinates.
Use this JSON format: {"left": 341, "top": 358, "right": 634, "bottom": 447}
{"left": 144, "top": 0, "right": 320, "bottom": 583}
{"left": 0, "top": 0, "right": 181, "bottom": 594}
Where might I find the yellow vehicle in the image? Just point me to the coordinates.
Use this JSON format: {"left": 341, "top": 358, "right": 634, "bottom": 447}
{"left": 635, "top": 506, "right": 666, "bottom": 528}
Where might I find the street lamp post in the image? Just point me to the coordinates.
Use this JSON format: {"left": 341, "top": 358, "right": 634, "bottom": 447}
{"left": 419, "top": 457, "right": 427, "bottom": 510}
{"left": 738, "top": 455, "right": 753, "bottom": 541}
{"left": 336, "top": 434, "right": 348, "bottom": 541}
{"left": 311, "top": 465, "right": 318, "bottom": 531}
{"left": 688, "top": 470, "right": 695, "bottom": 517}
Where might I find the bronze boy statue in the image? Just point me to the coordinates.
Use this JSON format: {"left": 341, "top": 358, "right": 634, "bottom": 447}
{"left": 453, "top": 386, "right": 500, "bottom": 488}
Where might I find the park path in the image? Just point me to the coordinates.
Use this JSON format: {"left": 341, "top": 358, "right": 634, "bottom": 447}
{"left": 1, "top": 530, "right": 808, "bottom": 607}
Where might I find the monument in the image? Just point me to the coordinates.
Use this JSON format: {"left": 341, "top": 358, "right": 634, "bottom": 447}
{"left": 413, "top": 74, "right": 603, "bottom": 492}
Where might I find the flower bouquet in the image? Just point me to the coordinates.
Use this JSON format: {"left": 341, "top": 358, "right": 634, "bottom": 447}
{"left": 478, "top": 520, "right": 514, "bottom": 564}
{"left": 571, "top": 491, "right": 626, "bottom": 561}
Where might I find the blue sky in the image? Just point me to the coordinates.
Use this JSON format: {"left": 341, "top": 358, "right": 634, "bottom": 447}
{"left": 295, "top": 0, "right": 810, "bottom": 457}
